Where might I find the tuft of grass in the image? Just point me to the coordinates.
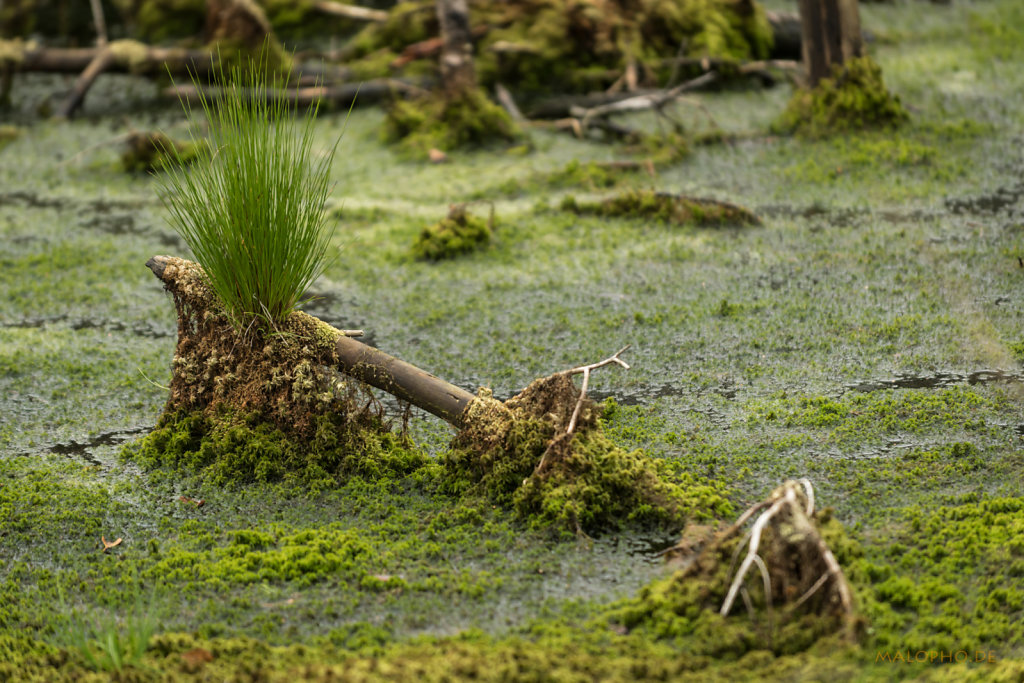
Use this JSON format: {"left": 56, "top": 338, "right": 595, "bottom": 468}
{"left": 56, "top": 587, "right": 159, "bottom": 673}
{"left": 156, "top": 52, "right": 338, "bottom": 329}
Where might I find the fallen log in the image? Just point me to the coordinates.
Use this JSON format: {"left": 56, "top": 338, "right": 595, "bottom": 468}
{"left": 3, "top": 40, "right": 216, "bottom": 76}
{"left": 161, "top": 78, "right": 422, "bottom": 108}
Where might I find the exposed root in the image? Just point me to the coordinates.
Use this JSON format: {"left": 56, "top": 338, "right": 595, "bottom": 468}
{"left": 532, "top": 345, "right": 630, "bottom": 475}
{"left": 717, "top": 480, "right": 857, "bottom": 641}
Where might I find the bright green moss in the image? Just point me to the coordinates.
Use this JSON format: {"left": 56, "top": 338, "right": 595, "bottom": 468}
{"left": 777, "top": 57, "right": 909, "bottom": 138}
{"left": 122, "top": 407, "right": 430, "bottom": 492}
{"left": 443, "top": 382, "right": 732, "bottom": 534}
{"left": 857, "top": 497, "right": 1024, "bottom": 655}
{"left": 383, "top": 88, "right": 520, "bottom": 155}
{"left": 147, "top": 523, "right": 375, "bottom": 589}
{"left": 749, "top": 387, "right": 1000, "bottom": 443}
{"left": 411, "top": 204, "right": 492, "bottom": 261}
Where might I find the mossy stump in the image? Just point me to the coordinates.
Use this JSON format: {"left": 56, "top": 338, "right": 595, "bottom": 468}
{"left": 128, "top": 256, "right": 436, "bottom": 488}
{"left": 777, "top": 56, "right": 908, "bottom": 138}
{"left": 384, "top": 87, "right": 520, "bottom": 156}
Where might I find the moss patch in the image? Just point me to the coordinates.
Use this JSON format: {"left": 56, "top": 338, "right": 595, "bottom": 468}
{"left": 121, "top": 131, "right": 205, "bottom": 174}
{"left": 123, "top": 407, "right": 429, "bottom": 492}
{"left": 562, "top": 189, "right": 760, "bottom": 227}
{"left": 857, "top": 496, "right": 1024, "bottom": 656}
{"left": 412, "top": 204, "right": 492, "bottom": 261}
{"left": 383, "top": 88, "right": 520, "bottom": 155}
{"left": 444, "top": 376, "right": 731, "bottom": 534}
{"left": 351, "top": 0, "right": 772, "bottom": 95}
{"left": 777, "top": 56, "right": 909, "bottom": 138}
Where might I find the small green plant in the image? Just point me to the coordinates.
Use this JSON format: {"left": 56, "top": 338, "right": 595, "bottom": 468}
{"left": 57, "top": 587, "right": 159, "bottom": 672}
{"left": 157, "top": 51, "right": 339, "bottom": 329}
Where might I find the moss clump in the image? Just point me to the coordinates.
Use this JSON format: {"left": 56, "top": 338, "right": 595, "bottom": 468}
{"left": 443, "top": 375, "right": 731, "bottom": 534}
{"left": 610, "top": 492, "right": 864, "bottom": 658}
{"left": 350, "top": 0, "right": 772, "bottom": 95}
{"left": 777, "top": 57, "right": 909, "bottom": 138}
{"left": 562, "top": 189, "right": 760, "bottom": 227}
{"left": 124, "top": 406, "right": 429, "bottom": 491}
{"left": 0, "top": 124, "right": 20, "bottom": 149}
{"left": 412, "top": 204, "right": 492, "bottom": 261}
{"left": 384, "top": 88, "right": 520, "bottom": 155}
{"left": 134, "top": 257, "right": 419, "bottom": 487}
{"left": 121, "top": 132, "right": 205, "bottom": 173}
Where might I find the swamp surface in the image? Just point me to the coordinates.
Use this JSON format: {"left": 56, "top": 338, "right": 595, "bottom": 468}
{"left": 2, "top": 0, "right": 1024, "bottom": 679}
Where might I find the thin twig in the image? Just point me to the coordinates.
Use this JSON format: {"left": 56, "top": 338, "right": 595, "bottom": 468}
{"left": 562, "top": 345, "right": 630, "bottom": 434}
{"left": 89, "top": 0, "right": 108, "bottom": 46}
{"left": 798, "top": 477, "right": 815, "bottom": 516}
{"left": 792, "top": 569, "right": 832, "bottom": 611}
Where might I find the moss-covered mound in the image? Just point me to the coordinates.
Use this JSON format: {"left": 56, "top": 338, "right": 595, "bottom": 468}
{"left": 121, "top": 131, "right": 205, "bottom": 173}
{"left": 412, "top": 204, "right": 492, "bottom": 261}
{"left": 562, "top": 189, "right": 760, "bottom": 226}
{"left": 128, "top": 257, "right": 414, "bottom": 487}
{"left": 777, "top": 56, "right": 909, "bottom": 138}
{"left": 384, "top": 87, "right": 520, "bottom": 154}
{"left": 350, "top": 0, "right": 773, "bottom": 94}
{"left": 444, "top": 374, "right": 731, "bottom": 534}
{"left": 124, "top": 407, "right": 429, "bottom": 490}
{"left": 610, "top": 485, "right": 864, "bottom": 657}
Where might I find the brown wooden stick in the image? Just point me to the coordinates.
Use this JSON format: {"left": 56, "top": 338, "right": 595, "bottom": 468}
{"left": 313, "top": 0, "right": 388, "bottom": 22}
{"left": 162, "top": 79, "right": 418, "bottom": 107}
{"left": 333, "top": 334, "right": 474, "bottom": 427}
{"left": 57, "top": 46, "right": 115, "bottom": 118}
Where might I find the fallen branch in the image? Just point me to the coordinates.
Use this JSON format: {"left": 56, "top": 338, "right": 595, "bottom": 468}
{"left": 56, "top": 45, "right": 115, "bottom": 118}
{"left": 313, "top": 0, "right": 388, "bottom": 22}
{"left": 162, "top": 79, "right": 422, "bottom": 108}
{"left": 570, "top": 71, "right": 718, "bottom": 131}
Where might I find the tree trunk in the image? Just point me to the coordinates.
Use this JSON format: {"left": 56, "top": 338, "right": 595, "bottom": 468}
{"left": 436, "top": 0, "right": 475, "bottom": 99}
{"left": 797, "top": 0, "right": 863, "bottom": 87}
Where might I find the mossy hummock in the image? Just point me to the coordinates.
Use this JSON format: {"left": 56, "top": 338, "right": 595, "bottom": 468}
{"left": 412, "top": 204, "right": 492, "bottom": 261}
{"left": 444, "top": 374, "right": 730, "bottom": 534}
{"left": 777, "top": 56, "right": 908, "bottom": 138}
{"left": 562, "top": 189, "right": 761, "bottom": 227}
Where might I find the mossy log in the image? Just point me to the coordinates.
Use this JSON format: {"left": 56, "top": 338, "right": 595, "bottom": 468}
{"left": 2, "top": 40, "right": 216, "bottom": 76}
{"left": 146, "top": 255, "right": 475, "bottom": 428}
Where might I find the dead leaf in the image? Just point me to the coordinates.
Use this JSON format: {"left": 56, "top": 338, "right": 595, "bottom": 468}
{"left": 180, "top": 647, "right": 213, "bottom": 673}
{"left": 101, "top": 536, "right": 122, "bottom": 552}
{"left": 428, "top": 148, "right": 447, "bottom": 164}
